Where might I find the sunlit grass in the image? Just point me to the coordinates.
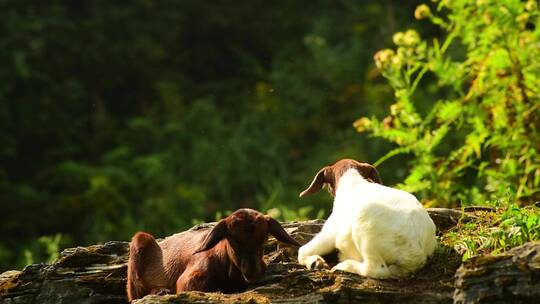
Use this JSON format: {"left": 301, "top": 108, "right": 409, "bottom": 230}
{"left": 441, "top": 204, "right": 540, "bottom": 261}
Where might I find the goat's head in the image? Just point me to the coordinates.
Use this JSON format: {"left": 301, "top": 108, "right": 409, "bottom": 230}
{"left": 194, "top": 208, "right": 300, "bottom": 283}
{"left": 299, "top": 158, "right": 382, "bottom": 197}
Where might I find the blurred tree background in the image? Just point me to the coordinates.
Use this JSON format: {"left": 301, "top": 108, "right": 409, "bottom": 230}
{"left": 0, "top": 0, "right": 537, "bottom": 271}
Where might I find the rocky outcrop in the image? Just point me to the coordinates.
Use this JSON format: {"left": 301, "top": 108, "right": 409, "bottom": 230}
{"left": 0, "top": 208, "right": 537, "bottom": 304}
{"left": 133, "top": 268, "right": 453, "bottom": 304}
{"left": 454, "top": 242, "right": 540, "bottom": 304}
{"left": 0, "top": 241, "right": 128, "bottom": 304}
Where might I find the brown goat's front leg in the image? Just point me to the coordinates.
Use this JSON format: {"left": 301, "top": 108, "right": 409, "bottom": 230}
{"left": 176, "top": 267, "right": 212, "bottom": 292}
{"left": 127, "top": 232, "right": 169, "bottom": 301}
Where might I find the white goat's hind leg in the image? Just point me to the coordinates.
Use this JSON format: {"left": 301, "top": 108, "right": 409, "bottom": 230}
{"left": 347, "top": 220, "right": 391, "bottom": 279}
{"left": 332, "top": 259, "right": 362, "bottom": 274}
{"left": 359, "top": 255, "right": 391, "bottom": 279}
{"left": 354, "top": 236, "right": 391, "bottom": 278}
{"left": 298, "top": 220, "right": 337, "bottom": 269}
{"left": 332, "top": 256, "right": 390, "bottom": 279}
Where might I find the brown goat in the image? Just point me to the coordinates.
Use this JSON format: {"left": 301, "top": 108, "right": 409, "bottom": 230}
{"left": 126, "top": 208, "right": 300, "bottom": 301}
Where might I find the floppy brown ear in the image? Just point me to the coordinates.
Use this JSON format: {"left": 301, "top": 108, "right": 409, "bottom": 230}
{"left": 266, "top": 216, "right": 301, "bottom": 246}
{"left": 299, "top": 167, "right": 328, "bottom": 197}
{"left": 356, "top": 163, "right": 383, "bottom": 184}
{"left": 194, "top": 220, "right": 228, "bottom": 254}
{"left": 369, "top": 167, "right": 383, "bottom": 184}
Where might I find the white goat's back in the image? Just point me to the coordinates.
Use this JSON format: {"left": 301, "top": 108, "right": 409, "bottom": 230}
{"left": 334, "top": 170, "right": 436, "bottom": 276}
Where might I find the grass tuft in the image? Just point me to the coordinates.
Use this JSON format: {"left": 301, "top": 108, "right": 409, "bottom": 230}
{"left": 441, "top": 204, "right": 540, "bottom": 261}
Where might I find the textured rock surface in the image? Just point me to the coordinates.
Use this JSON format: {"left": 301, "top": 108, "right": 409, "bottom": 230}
{"left": 133, "top": 268, "right": 453, "bottom": 304}
{"left": 454, "top": 242, "right": 540, "bottom": 304}
{"left": 0, "top": 241, "right": 128, "bottom": 304}
{"left": 0, "top": 208, "right": 534, "bottom": 304}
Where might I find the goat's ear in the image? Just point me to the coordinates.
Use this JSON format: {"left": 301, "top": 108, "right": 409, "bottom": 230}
{"left": 266, "top": 216, "right": 301, "bottom": 247}
{"left": 194, "top": 220, "right": 228, "bottom": 254}
{"left": 369, "top": 167, "right": 383, "bottom": 184}
{"left": 299, "top": 167, "right": 328, "bottom": 198}
{"left": 357, "top": 163, "right": 383, "bottom": 184}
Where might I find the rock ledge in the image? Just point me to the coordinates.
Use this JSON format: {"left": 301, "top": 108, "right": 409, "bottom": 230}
{"left": 1, "top": 212, "right": 539, "bottom": 304}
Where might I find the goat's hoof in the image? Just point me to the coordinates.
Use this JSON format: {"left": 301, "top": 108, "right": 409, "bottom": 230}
{"left": 309, "top": 257, "right": 329, "bottom": 270}
{"left": 151, "top": 288, "right": 171, "bottom": 296}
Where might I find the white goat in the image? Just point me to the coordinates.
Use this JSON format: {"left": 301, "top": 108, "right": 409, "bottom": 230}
{"left": 297, "top": 159, "right": 436, "bottom": 279}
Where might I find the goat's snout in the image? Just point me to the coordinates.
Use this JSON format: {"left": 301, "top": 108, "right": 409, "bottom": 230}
{"left": 245, "top": 222, "right": 256, "bottom": 233}
{"left": 239, "top": 256, "right": 266, "bottom": 283}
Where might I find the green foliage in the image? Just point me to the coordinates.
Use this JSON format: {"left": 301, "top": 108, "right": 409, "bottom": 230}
{"left": 266, "top": 206, "right": 326, "bottom": 222}
{"left": 443, "top": 204, "right": 540, "bottom": 260}
{"left": 491, "top": 204, "right": 540, "bottom": 252}
{"left": 358, "top": 0, "right": 540, "bottom": 206}
{"left": 23, "top": 234, "right": 62, "bottom": 265}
